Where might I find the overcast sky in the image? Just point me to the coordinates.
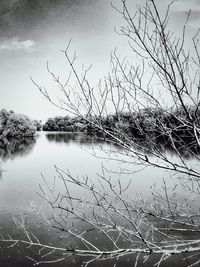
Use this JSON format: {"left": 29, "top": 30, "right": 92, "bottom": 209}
{"left": 0, "top": 0, "right": 199, "bottom": 121}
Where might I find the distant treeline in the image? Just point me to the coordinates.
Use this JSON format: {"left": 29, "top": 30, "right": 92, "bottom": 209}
{"left": 1, "top": 107, "right": 199, "bottom": 153}
{"left": 43, "top": 106, "right": 199, "bottom": 135}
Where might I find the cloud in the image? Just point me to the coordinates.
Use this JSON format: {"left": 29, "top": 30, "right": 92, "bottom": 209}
{"left": 0, "top": 38, "right": 35, "bottom": 53}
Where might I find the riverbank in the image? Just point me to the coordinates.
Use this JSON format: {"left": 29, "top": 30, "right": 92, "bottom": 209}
{"left": 42, "top": 106, "right": 200, "bottom": 154}
{"left": 1, "top": 106, "right": 199, "bottom": 156}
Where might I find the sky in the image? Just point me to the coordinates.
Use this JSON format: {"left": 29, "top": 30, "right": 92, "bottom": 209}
{"left": 0, "top": 0, "right": 200, "bottom": 121}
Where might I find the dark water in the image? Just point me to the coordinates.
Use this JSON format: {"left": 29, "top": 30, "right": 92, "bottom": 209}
{"left": 0, "top": 132, "right": 199, "bottom": 267}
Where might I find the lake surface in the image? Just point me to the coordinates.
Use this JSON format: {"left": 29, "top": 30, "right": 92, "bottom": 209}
{"left": 0, "top": 132, "right": 199, "bottom": 267}
{"left": 0, "top": 132, "right": 172, "bottom": 211}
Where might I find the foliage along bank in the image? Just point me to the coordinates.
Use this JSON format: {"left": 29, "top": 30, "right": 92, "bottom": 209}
{"left": 0, "top": 109, "right": 41, "bottom": 140}
{"left": 42, "top": 106, "right": 200, "bottom": 156}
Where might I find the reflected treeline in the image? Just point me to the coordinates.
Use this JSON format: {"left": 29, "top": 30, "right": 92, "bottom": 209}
{"left": 45, "top": 132, "right": 200, "bottom": 159}
{"left": 160, "top": 137, "right": 200, "bottom": 159}
{"left": 0, "top": 136, "right": 37, "bottom": 161}
{"left": 45, "top": 132, "right": 111, "bottom": 146}
{"left": 126, "top": 134, "right": 200, "bottom": 160}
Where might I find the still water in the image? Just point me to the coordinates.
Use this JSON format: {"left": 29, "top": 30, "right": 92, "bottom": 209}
{"left": 0, "top": 132, "right": 171, "bottom": 211}
{"left": 0, "top": 132, "right": 198, "bottom": 267}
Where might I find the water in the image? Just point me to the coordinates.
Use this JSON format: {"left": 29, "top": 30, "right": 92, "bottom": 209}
{"left": 0, "top": 132, "right": 199, "bottom": 267}
{"left": 0, "top": 132, "right": 170, "bottom": 211}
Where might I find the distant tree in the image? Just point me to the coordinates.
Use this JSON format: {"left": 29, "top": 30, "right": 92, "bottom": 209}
{"left": 0, "top": 109, "right": 37, "bottom": 138}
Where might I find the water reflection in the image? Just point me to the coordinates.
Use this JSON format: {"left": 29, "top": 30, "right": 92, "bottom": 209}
{"left": 131, "top": 136, "right": 200, "bottom": 159}
{"left": 45, "top": 132, "right": 200, "bottom": 159}
{"left": 0, "top": 132, "right": 198, "bottom": 162}
{"left": 45, "top": 132, "right": 108, "bottom": 146}
{"left": 0, "top": 136, "right": 37, "bottom": 161}
{"left": 0, "top": 132, "right": 199, "bottom": 267}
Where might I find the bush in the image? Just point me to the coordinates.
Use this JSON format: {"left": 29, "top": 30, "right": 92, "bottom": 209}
{"left": 0, "top": 109, "right": 37, "bottom": 139}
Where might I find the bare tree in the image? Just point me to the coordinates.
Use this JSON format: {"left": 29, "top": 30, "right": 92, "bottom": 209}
{"left": 32, "top": 0, "right": 200, "bottom": 178}
{"left": 2, "top": 0, "right": 200, "bottom": 266}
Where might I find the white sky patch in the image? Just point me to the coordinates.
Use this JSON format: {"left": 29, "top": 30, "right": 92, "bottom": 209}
{"left": 172, "top": 0, "right": 200, "bottom": 12}
{"left": 0, "top": 38, "right": 35, "bottom": 53}
{"left": 171, "top": 0, "right": 200, "bottom": 28}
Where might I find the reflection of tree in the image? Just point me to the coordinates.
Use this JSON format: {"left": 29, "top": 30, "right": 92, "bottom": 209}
{"left": 132, "top": 135, "right": 200, "bottom": 160}
{"left": 46, "top": 132, "right": 200, "bottom": 160}
{"left": 45, "top": 132, "right": 107, "bottom": 146}
{"left": 0, "top": 137, "right": 37, "bottom": 161}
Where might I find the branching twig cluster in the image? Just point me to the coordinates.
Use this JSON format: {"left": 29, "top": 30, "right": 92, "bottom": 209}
{"left": 2, "top": 166, "right": 200, "bottom": 266}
